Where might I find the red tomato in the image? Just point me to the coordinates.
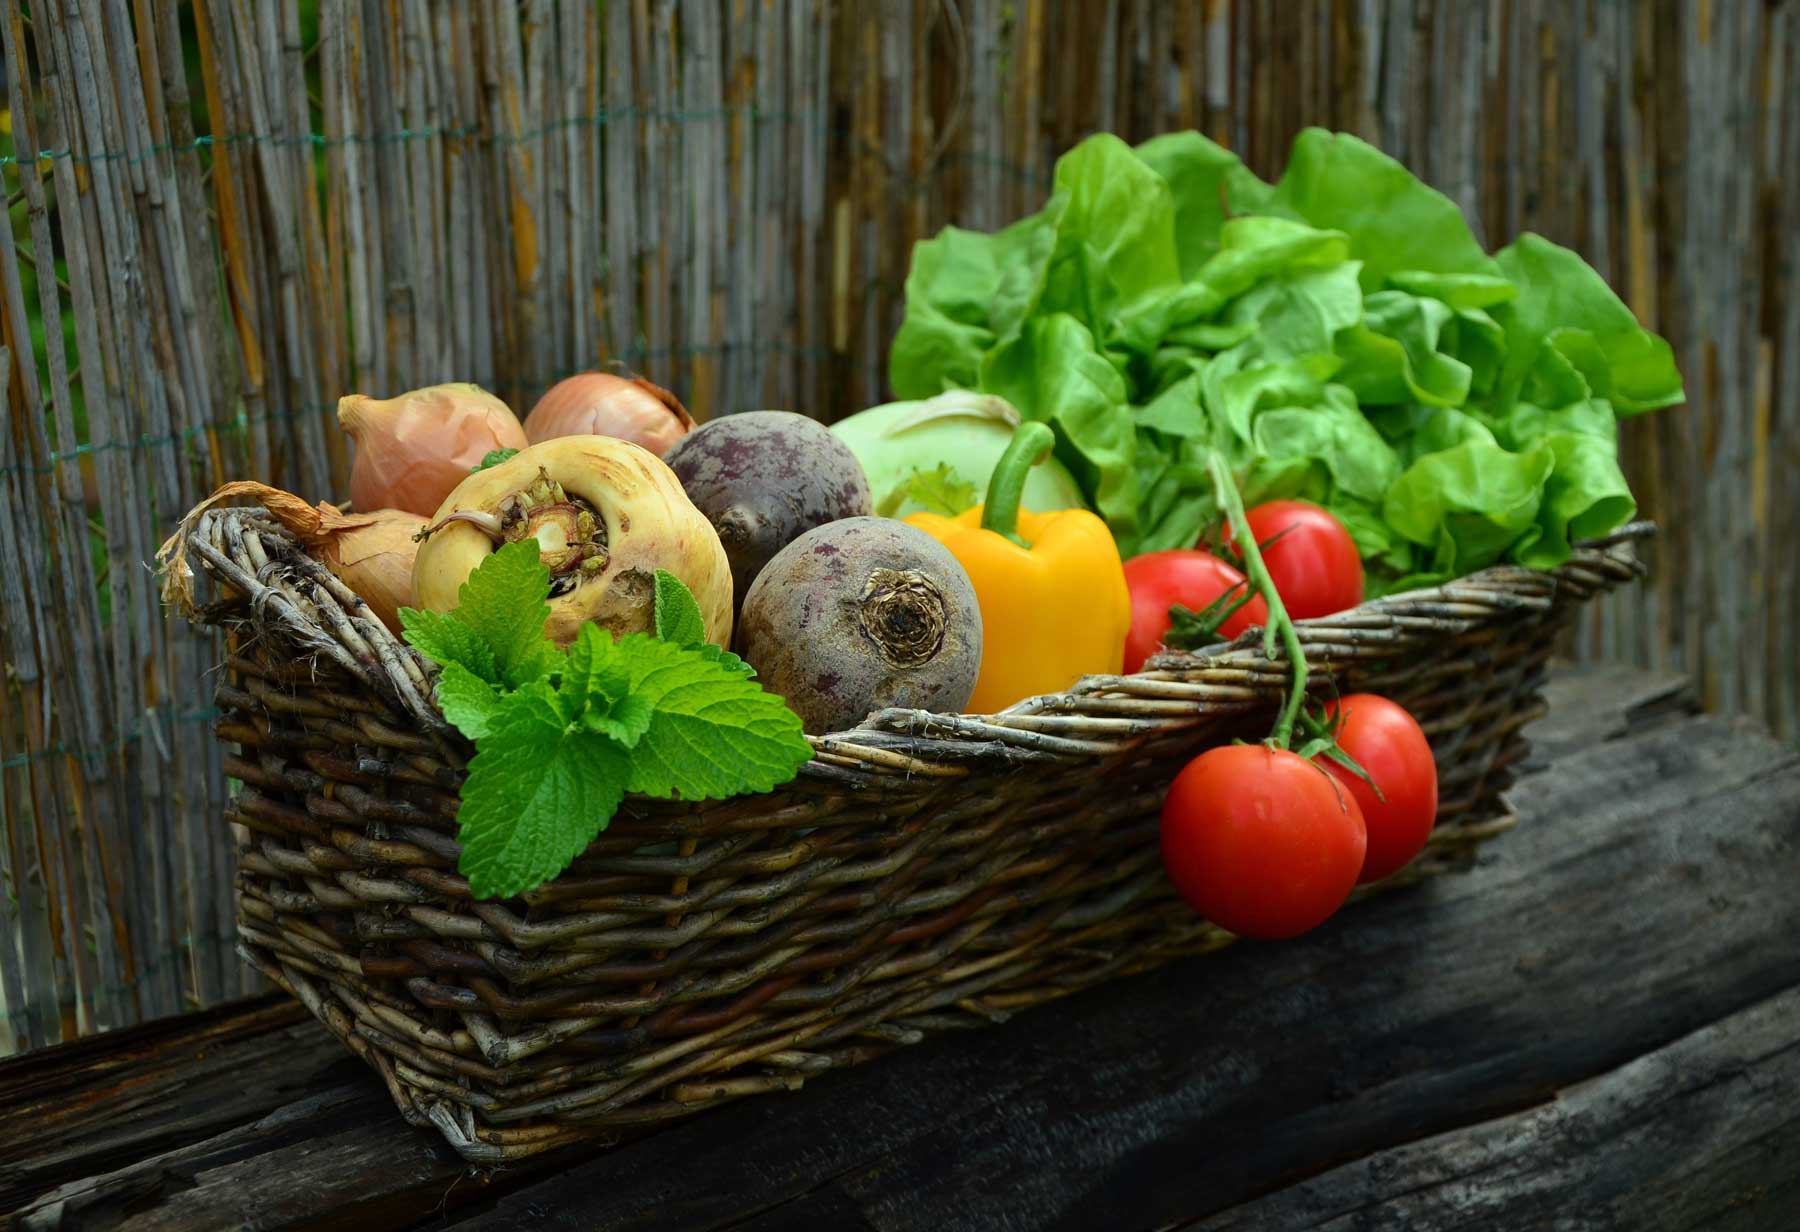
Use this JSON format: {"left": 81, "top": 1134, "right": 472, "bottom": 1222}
{"left": 1122, "top": 550, "right": 1270, "bottom": 674}
{"left": 1159, "top": 744, "right": 1367, "bottom": 939}
{"left": 1317, "top": 694, "right": 1439, "bottom": 884}
{"left": 1225, "top": 500, "right": 1364, "bottom": 620}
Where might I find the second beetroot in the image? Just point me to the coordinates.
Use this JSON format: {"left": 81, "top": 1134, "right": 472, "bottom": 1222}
{"left": 737, "top": 517, "right": 983, "bottom": 734}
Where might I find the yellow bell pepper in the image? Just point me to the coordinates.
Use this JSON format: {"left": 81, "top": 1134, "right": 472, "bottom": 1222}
{"left": 904, "top": 422, "right": 1130, "bottom": 714}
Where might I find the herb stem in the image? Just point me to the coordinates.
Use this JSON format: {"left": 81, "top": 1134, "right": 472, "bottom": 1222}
{"left": 1206, "top": 450, "right": 1308, "bottom": 749}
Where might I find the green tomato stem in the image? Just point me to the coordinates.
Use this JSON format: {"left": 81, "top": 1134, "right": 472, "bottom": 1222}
{"left": 980, "top": 421, "right": 1056, "bottom": 547}
{"left": 1206, "top": 450, "right": 1308, "bottom": 750}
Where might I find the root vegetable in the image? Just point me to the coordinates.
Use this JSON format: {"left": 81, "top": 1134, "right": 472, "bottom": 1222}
{"left": 736, "top": 516, "right": 982, "bottom": 734}
{"left": 523, "top": 372, "right": 695, "bottom": 456}
{"left": 831, "top": 391, "right": 1088, "bottom": 518}
{"left": 318, "top": 509, "right": 425, "bottom": 634}
{"left": 662, "top": 410, "right": 872, "bottom": 611}
{"left": 412, "top": 436, "right": 732, "bottom": 647}
{"left": 156, "top": 481, "right": 400, "bottom": 631}
{"left": 340, "top": 383, "right": 529, "bottom": 516}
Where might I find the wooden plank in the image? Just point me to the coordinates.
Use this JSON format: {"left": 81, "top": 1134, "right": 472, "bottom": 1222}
{"left": 0, "top": 996, "right": 572, "bottom": 1230}
{"left": 1521, "top": 659, "right": 1696, "bottom": 763}
{"left": 0, "top": 994, "right": 331, "bottom": 1210}
{"left": 0, "top": 997, "right": 329, "bottom": 1211}
{"left": 1188, "top": 983, "right": 1800, "bottom": 1231}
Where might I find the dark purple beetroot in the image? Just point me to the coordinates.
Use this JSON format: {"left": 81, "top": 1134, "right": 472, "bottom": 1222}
{"left": 737, "top": 517, "right": 982, "bottom": 735}
{"left": 663, "top": 410, "right": 872, "bottom": 610}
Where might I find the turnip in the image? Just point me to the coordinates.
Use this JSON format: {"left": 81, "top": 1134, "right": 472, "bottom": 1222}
{"left": 830, "top": 391, "right": 1087, "bottom": 519}
{"left": 412, "top": 436, "right": 733, "bottom": 647}
{"left": 662, "top": 411, "right": 872, "bottom": 610}
{"left": 737, "top": 517, "right": 982, "bottom": 734}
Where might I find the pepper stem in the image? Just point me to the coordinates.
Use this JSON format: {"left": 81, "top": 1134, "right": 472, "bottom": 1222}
{"left": 980, "top": 421, "right": 1055, "bottom": 547}
{"left": 1205, "top": 450, "right": 1309, "bottom": 749}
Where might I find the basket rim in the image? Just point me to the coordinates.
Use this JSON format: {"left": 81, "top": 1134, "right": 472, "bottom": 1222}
{"left": 168, "top": 508, "right": 1652, "bottom": 782}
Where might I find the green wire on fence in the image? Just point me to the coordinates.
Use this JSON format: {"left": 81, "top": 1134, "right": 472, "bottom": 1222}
{"left": 0, "top": 107, "right": 1053, "bottom": 186}
{"left": 0, "top": 928, "right": 244, "bottom": 1027}
{"left": 0, "top": 339, "right": 851, "bottom": 479}
{"left": 0, "top": 104, "right": 830, "bottom": 168}
{"left": 0, "top": 706, "right": 222, "bottom": 772}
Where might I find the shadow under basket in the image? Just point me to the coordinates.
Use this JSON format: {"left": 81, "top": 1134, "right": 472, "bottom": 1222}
{"left": 171, "top": 508, "right": 1651, "bottom": 1162}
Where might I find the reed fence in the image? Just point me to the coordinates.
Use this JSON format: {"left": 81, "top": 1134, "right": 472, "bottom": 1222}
{"left": 0, "top": 0, "right": 1794, "bottom": 1051}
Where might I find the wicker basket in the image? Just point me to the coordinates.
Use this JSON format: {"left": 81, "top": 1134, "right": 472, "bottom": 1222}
{"left": 169, "top": 505, "right": 1649, "bottom": 1161}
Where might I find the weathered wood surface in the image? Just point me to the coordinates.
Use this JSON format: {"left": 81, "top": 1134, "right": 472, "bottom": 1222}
{"left": 1191, "top": 985, "right": 1800, "bottom": 1231}
{"left": 1, "top": 0, "right": 1796, "bottom": 1057}
{"left": 3, "top": 665, "right": 1797, "bottom": 1231}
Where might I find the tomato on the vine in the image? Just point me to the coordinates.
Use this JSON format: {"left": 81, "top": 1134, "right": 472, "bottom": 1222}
{"left": 1317, "top": 693, "right": 1439, "bottom": 884}
{"left": 1224, "top": 500, "right": 1364, "bottom": 620}
{"left": 1159, "top": 744, "right": 1367, "bottom": 939}
{"left": 1122, "top": 550, "right": 1269, "bottom": 674}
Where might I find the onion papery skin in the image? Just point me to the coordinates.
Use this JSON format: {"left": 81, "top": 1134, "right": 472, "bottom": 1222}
{"left": 340, "top": 383, "right": 529, "bottom": 517}
{"left": 318, "top": 509, "right": 426, "bottom": 634}
{"left": 523, "top": 373, "right": 695, "bottom": 457}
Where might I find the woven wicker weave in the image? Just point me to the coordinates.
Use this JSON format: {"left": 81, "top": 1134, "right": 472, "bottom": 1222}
{"left": 170, "top": 505, "right": 1649, "bottom": 1161}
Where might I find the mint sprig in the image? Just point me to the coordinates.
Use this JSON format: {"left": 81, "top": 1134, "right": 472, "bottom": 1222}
{"left": 405, "top": 541, "right": 560, "bottom": 687}
{"left": 399, "top": 554, "right": 810, "bottom": 900}
{"left": 653, "top": 567, "right": 707, "bottom": 646}
{"left": 654, "top": 566, "right": 754, "bottom": 678}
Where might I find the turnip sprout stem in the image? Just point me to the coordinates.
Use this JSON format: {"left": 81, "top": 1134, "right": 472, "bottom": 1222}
{"left": 1206, "top": 450, "right": 1308, "bottom": 750}
{"left": 415, "top": 509, "right": 505, "bottom": 543}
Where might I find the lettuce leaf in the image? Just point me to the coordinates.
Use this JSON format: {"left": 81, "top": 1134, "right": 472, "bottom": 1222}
{"left": 981, "top": 313, "right": 1140, "bottom": 541}
{"left": 886, "top": 127, "right": 1684, "bottom": 582}
{"left": 1492, "top": 233, "right": 1684, "bottom": 416}
{"left": 1384, "top": 440, "right": 1556, "bottom": 577}
{"left": 1131, "top": 131, "right": 1274, "bottom": 276}
{"left": 1263, "top": 129, "right": 1503, "bottom": 291}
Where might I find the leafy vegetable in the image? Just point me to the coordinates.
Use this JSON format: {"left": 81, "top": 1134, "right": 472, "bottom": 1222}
{"left": 901, "top": 463, "right": 980, "bottom": 516}
{"left": 400, "top": 542, "right": 810, "bottom": 899}
{"left": 888, "top": 126, "right": 1683, "bottom": 589}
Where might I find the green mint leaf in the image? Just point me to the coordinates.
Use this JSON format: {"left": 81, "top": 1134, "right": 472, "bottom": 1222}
{"left": 435, "top": 661, "right": 506, "bottom": 738}
{"left": 560, "top": 625, "right": 653, "bottom": 746}
{"left": 653, "top": 569, "right": 707, "bottom": 646}
{"left": 651, "top": 569, "right": 750, "bottom": 675}
{"left": 473, "top": 447, "right": 520, "bottom": 472}
{"left": 583, "top": 692, "right": 655, "bottom": 748}
{"left": 695, "top": 642, "right": 755, "bottom": 679}
{"left": 454, "top": 682, "right": 630, "bottom": 900}
{"left": 613, "top": 634, "right": 812, "bottom": 799}
{"left": 446, "top": 539, "right": 562, "bottom": 687}
{"left": 560, "top": 623, "right": 631, "bottom": 713}
{"left": 901, "top": 463, "right": 979, "bottom": 517}
{"left": 400, "top": 606, "right": 497, "bottom": 683}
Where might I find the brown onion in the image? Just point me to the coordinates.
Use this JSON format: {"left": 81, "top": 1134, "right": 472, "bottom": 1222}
{"left": 317, "top": 509, "right": 426, "bottom": 634}
{"left": 340, "top": 383, "right": 528, "bottom": 516}
{"left": 522, "top": 372, "right": 695, "bottom": 456}
{"left": 157, "top": 481, "right": 394, "bottom": 626}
